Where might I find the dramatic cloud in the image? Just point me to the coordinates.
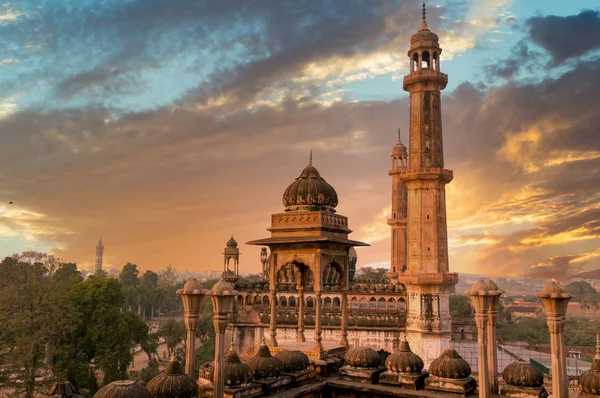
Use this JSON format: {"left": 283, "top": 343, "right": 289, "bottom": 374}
{"left": 527, "top": 10, "right": 600, "bottom": 66}
{"left": 0, "top": 1, "right": 598, "bottom": 279}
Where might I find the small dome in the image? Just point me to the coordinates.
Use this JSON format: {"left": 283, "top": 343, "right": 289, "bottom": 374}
{"left": 275, "top": 350, "right": 310, "bottom": 373}
{"left": 47, "top": 381, "right": 81, "bottom": 397}
{"left": 429, "top": 349, "right": 471, "bottom": 379}
{"left": 392, "top": 131, "right": 408, "bottom": 157}
{"left": 211, "top": 279, "right": 236, "bottom": 295}
{"left": 94, "top": 380, "right": 150, "bottom": 398}
{"left": 147, "top": 357, "right": 198, "bottom": 398}
{"left": 385, "top": 339, "right": 424, "bottom": 374}
{"left": 247, "top": 339, "right": 284, "bottom": 379}
{"left": 226, "top": 236, "right": 238, "bottom": 248}
{"left": 224, "top": 348, "right": 253, "bottom": 387}
{"left": 345, "top": 346, "right": 382, "bottom": 369}
{"left": 502, "top": 361, "right": 544, "bottom": 388}
{"left": 282, "top": 157, "right": 338, "bottom": 212}
{"left": 579, "top": 334, "right": 600, "bottom": 395}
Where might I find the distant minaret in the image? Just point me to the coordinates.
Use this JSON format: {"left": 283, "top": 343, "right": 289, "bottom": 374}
{"left": 388, "top": 128, "right": 409, "bottom": 283}
{"left": 95, "top": 238, "right": 104, "bottom": 272}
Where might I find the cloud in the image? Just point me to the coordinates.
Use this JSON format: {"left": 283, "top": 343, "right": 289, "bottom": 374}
{"left": 527, "top": 10, "right": 600, "bottom": 66}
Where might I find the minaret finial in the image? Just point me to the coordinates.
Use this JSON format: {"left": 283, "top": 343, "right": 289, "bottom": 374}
{"left": 309, "top": 150, "right": 313, "bottom": 165}
{"left": 421, "top": 2, "right": 428, "bottom": 30}
{"left": 397, "top": 128, "right": 402, "bottom": 143}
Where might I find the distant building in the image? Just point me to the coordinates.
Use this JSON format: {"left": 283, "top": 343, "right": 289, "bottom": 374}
{"left": 95, "top": 238, "right": 104, "bottom": 272}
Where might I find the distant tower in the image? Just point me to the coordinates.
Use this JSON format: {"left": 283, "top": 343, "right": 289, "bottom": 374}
{"left": 95, "top": 238, "right": 104, "bottom": 272}
{"left": 260, "top": 247, "right": 269, "bottom": 281}
{"left": 223, "top": 235, "right": 240, "bottom": 276}
{"left": 387, "top": 128, "right": 409, "bottom": 283}
{"left": 398, "top": 3, "right": 458, "bottom": 367}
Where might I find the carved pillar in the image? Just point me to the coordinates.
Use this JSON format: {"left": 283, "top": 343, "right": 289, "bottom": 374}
{"left": 213, "top": 312, "right": 228, "bottom": 398}
{"left": 176, "top": 278, "right": 207, "bottom": 378}
{"left": 475, "top": 311, "right": 490, "bottom": 398}
{"left": 269, "top": 289, "right": 278, "bottom": 347}
{"left": 536, "top": 281, "right": 571, "bottom": 398}
{"left": 297, "top": 285, "right": 305, "bottom": 342}
{"left": 314, "top": 290, "right": 323, "bottom": 353}
{"left": 340, "top": 290, "right": 349, "bottom": 347}
{"left": 486, "top": 280, "right": 503, "bottom": 394}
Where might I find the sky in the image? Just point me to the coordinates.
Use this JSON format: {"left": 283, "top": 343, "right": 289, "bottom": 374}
{"left": 1, "top": 0, "right": 599, "bottom": 280}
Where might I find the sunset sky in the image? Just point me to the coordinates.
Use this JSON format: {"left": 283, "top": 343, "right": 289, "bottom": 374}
{"left": 1, "top": 0, "right": 599, "bottom": 279}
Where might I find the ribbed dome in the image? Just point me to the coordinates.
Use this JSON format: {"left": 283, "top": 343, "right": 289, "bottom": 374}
{"left": 147, "top": 357, "right": 198, "bottom": 398}
{"left": 345, "top": 347, "right": 382, "bottom": 369}
{"left": 282, "top": 159, "right": 338, "bottom": 212}
{"left": 94, "top": 380, "right": 150, "bottom": 398}
{"left": 579, "top": 334, "right": 600, "bottom": 396}
{"left": 275, "top": 350, "right": 310, "bottom": 373}
{"left": 409, "top": 4, "right": 440, "bottom": 51}
{"left": 392, "top": 131, "right": 408, "bottom": 157}
{"left": 502, "top": 361, "right": 544, "bottom": 388}
{"left": 385, "top": 340, "right": 424, "bottom": 374}
{"left": 226, "top": 236, "right": 238, "bottom": 248}
{"left": 47, "top": 381, "right": 81, "bottom": 397}
{"left": 247, "top": 339, "right": 283, "bottom": 379}
{"left": 429, "top": 349, "right": 471, "bottom": 379}
{"left": 224, "top": 349, "right": 253, "bottom": 387}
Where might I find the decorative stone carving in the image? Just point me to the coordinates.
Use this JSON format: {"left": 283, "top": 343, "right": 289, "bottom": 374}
{"left": 425, "top": 349, "right": 476, "bottom": 396}
{"left": 499, "top": 361, "right": 548, "bottom": 397}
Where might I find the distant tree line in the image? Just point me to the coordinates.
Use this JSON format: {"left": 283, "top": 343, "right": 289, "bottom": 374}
{"left": 0, "top": 251, "right": 212, "bottom": 397}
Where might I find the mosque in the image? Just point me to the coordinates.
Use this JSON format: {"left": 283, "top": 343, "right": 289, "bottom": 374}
{"left": 49, "top": 4, "right": 599, "bottom": 398}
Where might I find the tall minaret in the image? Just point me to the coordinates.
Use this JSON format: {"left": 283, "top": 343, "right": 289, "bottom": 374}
{"left": 387, "top": 128, "right": 408, "bottom": 283}
{"left": 399, "top": 3, "right": 458, "bottom": 367}
{"left": 95, "top": 238, "right": 104, "bottom": 272}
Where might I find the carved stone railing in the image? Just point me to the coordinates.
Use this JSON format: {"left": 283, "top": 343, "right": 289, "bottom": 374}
{"left": 271, "top": 211, "right": 348, "bottom": 229}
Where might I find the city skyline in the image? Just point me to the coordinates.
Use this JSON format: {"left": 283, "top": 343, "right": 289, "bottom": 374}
{"left": 1, "top": 0, "right": 599, "bottom": 279}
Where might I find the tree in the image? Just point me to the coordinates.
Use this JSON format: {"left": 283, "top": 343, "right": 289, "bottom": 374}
{"left": 0, "top": 252, "right": 70, "bottom": 398}
{"left": 450, "top": 295, "right": 474, "bottom": 317}
{"left": 353, "top": 266, "right": 387, "bottom": 283}
{"left": 566, "top": 281, "right": 599, "bottom": 309}
{"left": 119, "top": 263, "right": 140, "bottom": 312}
{"left": 160, "top": 320, "right": 186, "bottom": 358}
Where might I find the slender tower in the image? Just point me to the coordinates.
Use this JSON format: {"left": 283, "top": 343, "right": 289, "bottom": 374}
{"left": 95, "top": 238, "right": 104, "bottom": 272}
{"left": 398, "top": 3, "right": 458, "bottom": 367}
{"left": 387, "top": 129, "right": 408, "bottom": 284}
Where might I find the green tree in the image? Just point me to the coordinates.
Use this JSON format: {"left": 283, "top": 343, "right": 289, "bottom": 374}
{"left": 160, "top": 320, "right": 186, "bottom": 357}
{"left": 354, "top": 266, "right": 387, "bottom": 283}
{"left": 0, "top": 252, "right": 71, "bottom": 398}
{"left": 119, "top": 263, "right": 140, "bottom": 313}
{"left": 450, "top": 295, "right": 474, "bottom": 317}
{"left": 566, "top": 281, "right": 599, "bottom": 309}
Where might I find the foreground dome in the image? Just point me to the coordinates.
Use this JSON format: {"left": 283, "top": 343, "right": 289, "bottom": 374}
{"left": 385, "top": 339, "right": 423, "bottom": 374}
{"left": 147, "top": 356, "right": 198, "bottom": 398}
{"left": 282, "top": 155, "right": 338, "bottom": 212}
{"left": 94, "top": 380, "right": 150, "bottom": 398}
{"left": 429, "top": 349, "right": 471, "bottom": 379}
{"left": 247, "top": 339, "right": 283, "bottom": 379}
{"left": 47, "top": 381, "right": 81, "bottom": 397}
{"left": 345, "top": 347, "right": 382, "bottom": 369}
{"left": 579, "top": 334, "right": 600, "bottom": 396}
{"left": 502, "top": 361, "right": 544, "bottom": 388}
{"left": 275, "top": 350, "right": 310, "bottom": 373}
{"left": 224, "top": 348, "right": 253, "bottom": 387}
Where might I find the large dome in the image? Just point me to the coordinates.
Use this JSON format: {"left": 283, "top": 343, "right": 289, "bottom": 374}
{"left": 224, "top": 349, "right": 253, "bottom": 387}
{"left": 502, "top": 361, "right": 544, "bottom": 388}
{"left": 94, "top": 380, "right": 150, "bottom": 398}
{"left": 282, "top": 159, "right": 338, "bottom": 212}
{"left": 247, "top": 339, "right": 284, "bottom": 380}
{"left": 345, "top": 346, "right": 382, "bottom": 369}
{"left": 275, "top": 350, "right": 310, "bottom": 373}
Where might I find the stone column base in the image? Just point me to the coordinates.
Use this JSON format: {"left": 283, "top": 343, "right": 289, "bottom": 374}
{"left": 499, "top": 383, "right": 549, "bottom": 398}
{"left": 379, "top": 370, "right": 429, "bottom": 390}
{"left": 425, "top": 375, "right": 477, "bottom": 396}
{"left": 339, "top": 366, "right": 385, "bottom": 384}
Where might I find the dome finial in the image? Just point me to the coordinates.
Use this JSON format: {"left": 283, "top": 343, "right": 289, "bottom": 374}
{"left": 397, "top": 128, "right": 402, "bottom": 144}
{"left": 421, "top": 1, "right": 428, "bottom": 30}
{"left": 230, "top": 331, "right": 235, "bottom": 352}
{"left": 309, "top": 150, "right": 313, "bottom": 165}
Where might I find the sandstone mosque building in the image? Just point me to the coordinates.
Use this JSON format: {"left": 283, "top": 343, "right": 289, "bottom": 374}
{"left": 81, "top": 5, "right": 599, "bottom": 398}
{"left": 226, "top": 0, "right": 457, "bottom": 368}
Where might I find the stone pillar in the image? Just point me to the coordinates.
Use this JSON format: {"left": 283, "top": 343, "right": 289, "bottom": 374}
{"left": 486, "top": 280, "right": 504, "bottom": 394}
{"left": 536, "top": 281, "right": 571, "bottom": 398}
{"left": 467, "top": 280, "right": 500, "bottom": 398}
{"left": 213, "top": 311, "right": 228, "bottom": 398}
{"left": 314, "top": 290, "right": 323, "bottom": 353}
{"left": 208, "top": 279, "right": 237, "bottom": 398}
{"left": 297, "top": 285, "right": 305, "bottom": 342}
{"left": 176, "top": 278, "right": 207, "bottom": 378}
{"left": 269, "top": 288, "right": 278, "bottom": 347}
{"left": 340, "top": 289, "right": 349, "bottom": 347}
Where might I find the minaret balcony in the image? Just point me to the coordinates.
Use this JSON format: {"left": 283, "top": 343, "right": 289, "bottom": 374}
{"left": 399, "top": 168, "right": 453, "bottom": 183}
{"left": 403, "top": 70, "right": 448, "bottom": 90}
